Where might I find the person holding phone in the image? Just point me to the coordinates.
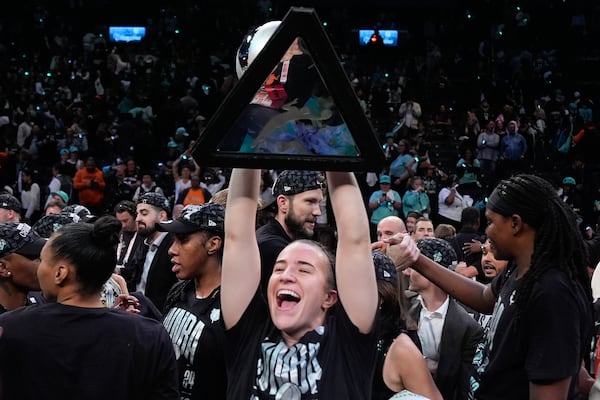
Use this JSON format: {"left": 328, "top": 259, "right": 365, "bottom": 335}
{"left": 437, "top": 174, "right": 470, "bottom": 230}
{"left": 172, "top": 151, "right": 201, "bottom": 206}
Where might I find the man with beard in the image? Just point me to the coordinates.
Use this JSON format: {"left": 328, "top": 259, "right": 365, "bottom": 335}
{"left": 114, "top": 200, "right": 137, "bottom": 269}
{"left": 255, "top": 170, "right": 324, "bottom": 295}
{"left": 121, "top": 192, "right": 177, "bottom": 312}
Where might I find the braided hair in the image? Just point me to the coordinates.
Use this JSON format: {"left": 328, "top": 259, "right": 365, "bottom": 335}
{"left": 486, "top": 174, "right": 591, "bottom": 324}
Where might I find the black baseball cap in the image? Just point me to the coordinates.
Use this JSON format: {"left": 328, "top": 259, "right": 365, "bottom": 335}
{"left": 272, "top": 170, "right": 325, "bottom": 197}
{"left": 0, "top": 222, "right": 47, "bottom": 259}
{"left": 63, "top": 204, "right": 92, "bottom": 219}
{"left": 0, "top": 194, "right": 21, "bottom": 212}
{"left": 416, "top": 237, "right": 458, "bottom": 269}
{"left": 32, "top": 212, "right": 82, "bottom": 239}
{"left": 137, "top": 192, "right": 170, "bottom": 213}
{"left": 372, "top": 250, "right": 397, "bottom": 285}
{"left": 156, "top": 203, "right": 224, "bottom": 236}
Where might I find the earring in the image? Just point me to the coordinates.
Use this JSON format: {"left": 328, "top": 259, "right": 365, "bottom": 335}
{"left": 6, "top": 272, "right": 11, "bottom": 277}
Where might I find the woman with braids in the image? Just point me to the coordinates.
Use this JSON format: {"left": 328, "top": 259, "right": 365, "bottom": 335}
{"left": 0, "top": 216, "right": 179, "bottom": 399}
{"left": 384, "top": 174, "right": 593, "bottom": 400}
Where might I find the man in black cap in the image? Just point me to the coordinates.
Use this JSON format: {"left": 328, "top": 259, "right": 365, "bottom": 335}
{"left": 157, "top": 203, "right": 227, "bottom": 399}
{"left": 255, "top": 169, "right": 325, "bottom": 292}
{"left": 0, "top": 194, "right": 22, "bottom": 223}
{"left": 0, "top": 222, "right": 47, "bottom": 313}
{"left": 120, "top": 192, "right": 176, "bottom": 312}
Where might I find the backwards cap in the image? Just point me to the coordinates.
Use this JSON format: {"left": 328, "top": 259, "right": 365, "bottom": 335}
{"left": 416, "top": 237, "right": 458, "bottom": 269}
{"left": 272, "top": 170, "right": 325, "bottom": 197}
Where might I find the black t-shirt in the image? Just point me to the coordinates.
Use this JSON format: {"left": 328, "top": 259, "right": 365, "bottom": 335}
{"left": 470, "top": 264, "right": 592, "bottom": 400}
{"left": 162, "top": 282, "right": 226, "bottom": 400}
{"left": 0, "top": 303, "right": 179, "bottom": 400}
{"left": 451, "top": 227, "right": 485, "bottom": 282}
{"left": 256, "top": 219, "right": 292, "bottom": 293}
{"left": 225, "top": 291, "right": 378, "bottom": 399}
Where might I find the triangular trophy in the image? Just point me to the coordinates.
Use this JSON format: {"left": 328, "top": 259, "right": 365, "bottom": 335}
{"left": 191, "top": 7, "right": 385, "bottom": 171}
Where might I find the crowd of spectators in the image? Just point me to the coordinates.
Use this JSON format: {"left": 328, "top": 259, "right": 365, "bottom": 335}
{"left": 0, "top": 0, "right": 599, "bottom": 232}
{"left": 1, "top": 2, "right": 600, "bottom": 398}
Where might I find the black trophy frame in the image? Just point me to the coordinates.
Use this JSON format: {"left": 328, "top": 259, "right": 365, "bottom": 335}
{"left": 191, "top": 7, "right": 385, "bottom": 171}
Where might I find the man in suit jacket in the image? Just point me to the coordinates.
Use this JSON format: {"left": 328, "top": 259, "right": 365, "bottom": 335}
{"left": 121, "top": 192, "right": 177, "bottom": 312}
{"left": 404, "top": 237, "right": 483, "bottom": 400}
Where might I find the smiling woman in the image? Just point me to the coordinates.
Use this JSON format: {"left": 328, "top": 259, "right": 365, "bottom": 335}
{"left": 385, "top": 173, "right": 594, "bottom": 400}
{"left": 222, "top": 168, "right": 378, "bottom": 399}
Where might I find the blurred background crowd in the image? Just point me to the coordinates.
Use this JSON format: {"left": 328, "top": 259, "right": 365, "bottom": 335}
{"left": 0, "top": 0, "right": 599, "bottom": 233}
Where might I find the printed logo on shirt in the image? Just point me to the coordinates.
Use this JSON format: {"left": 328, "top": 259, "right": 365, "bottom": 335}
{"left": 469, "top": 288, "right": 514, "bottom": 397}
{"left": 163, "top": 307, "right": 207, "bottom": 364}
{"left": 252, "top": 340, "right": 322, "bottom": 399}
{"left": 163, "top": 307, "right": 212, "bottom": 396}
{"left": 210, "top": 308, "right": 220, "bottom": 323}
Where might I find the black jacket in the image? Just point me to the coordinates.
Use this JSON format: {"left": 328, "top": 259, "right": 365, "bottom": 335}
{"left": 409, "top": 297, "right": 483, "bottom": 400}
{"left": 122, "top": 232, "right": 177, "bottom": 312}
